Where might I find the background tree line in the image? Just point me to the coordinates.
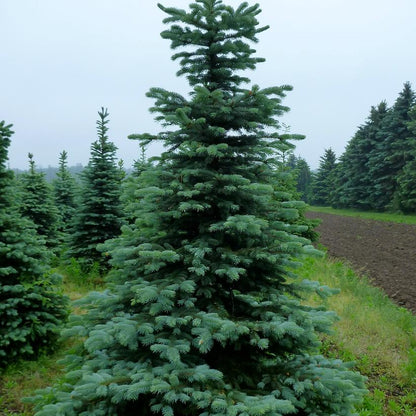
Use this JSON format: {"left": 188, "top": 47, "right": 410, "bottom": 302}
{"left": 285, "top": 82, "right": 416, "bottom": 213}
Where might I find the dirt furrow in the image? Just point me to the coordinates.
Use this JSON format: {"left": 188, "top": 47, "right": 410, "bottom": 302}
{"left": 306, "top": 211, "right": 416, "bottom": 313}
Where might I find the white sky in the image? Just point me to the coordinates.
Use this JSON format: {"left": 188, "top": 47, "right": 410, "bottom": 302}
{"left": 2, "top": 0, "right": 416, "bottom": 170}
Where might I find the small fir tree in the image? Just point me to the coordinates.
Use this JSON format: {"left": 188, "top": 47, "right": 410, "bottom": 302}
{"left": 53, "top": 150, "right": 79, "bottom": 234}
{"left": 311, "top": 148, "right": 337, "bottom": 206}
{"left": 122, "top": 145, "right": 154, "bottom": 223}
{"left": 33, "top": 2, "right": 365, "bottom": 415}
{"left": 19, "top": 153, "right": 61, "bottom": 251}
{"left": 0, "top": 121, "right": 68, "bottom": 366}
{"left": 66, "top": 108, "right": 123, "bottom": 270}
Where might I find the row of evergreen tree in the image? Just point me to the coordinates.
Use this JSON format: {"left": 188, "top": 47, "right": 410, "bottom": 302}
{"left": 1, "top": 1, "right": 368, "bottom": 414}
{"left": 0, "top": 106, "right": 131, "bottom": 369}
{"left": 301, "top": 82, "right": 416, "bottom": 212}
{"left": 6, "top": 109, "right": 125, "bottom": 270}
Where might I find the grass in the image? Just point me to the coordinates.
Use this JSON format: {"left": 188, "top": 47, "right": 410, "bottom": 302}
{"left": 1, "top": 257, "right": 416, "bottom": 415}
{"left": 0, "top": 340, "right": 77, "bottom": 416}
{"left": 298, "top": 254, "right": 416, "bottom": 415}
{"left": 309, "top": 205, "right": 416, "bottom": 225}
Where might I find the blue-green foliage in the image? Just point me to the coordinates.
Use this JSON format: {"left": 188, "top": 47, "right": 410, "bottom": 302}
{"left": 0, "top": 121, "right": 68, "bottom": 367}
{"left": 32, "top": 1, "right": 366, "bottom": 414}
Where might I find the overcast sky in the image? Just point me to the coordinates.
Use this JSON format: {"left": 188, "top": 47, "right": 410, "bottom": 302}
{"left": 2, "top": 0, "right": 416, "bottom": 170}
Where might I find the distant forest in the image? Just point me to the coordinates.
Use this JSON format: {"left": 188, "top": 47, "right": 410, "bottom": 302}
{"left": 288, "top": 82, "right": 416, "bottom": 214}
{"left": 13, "top": 163, "right": 85, "bottom": 182}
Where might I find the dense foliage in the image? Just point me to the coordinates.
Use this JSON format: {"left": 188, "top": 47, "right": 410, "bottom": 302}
{"left": 0, "top": 121, "right": 68, "bottom": 367}
{"left": 315, "top": 82, "right": 416, "bottom": 212}
{"left": 31, "top": 1, "right": 365, "bottom": 415}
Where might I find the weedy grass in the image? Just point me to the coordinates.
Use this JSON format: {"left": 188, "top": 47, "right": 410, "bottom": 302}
{"left": 0, "top": 339, "right": 77, "bottom": 416}
{"left": 309, "top": 205, "right": 416, "bottom": 225}
{"left": 298, "top": 255, "right": 416, "bottom": 415}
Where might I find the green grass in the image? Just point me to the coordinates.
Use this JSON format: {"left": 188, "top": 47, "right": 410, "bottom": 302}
{"left": 298, "top": 255, "right": 416, "bottom": 415}
{"left": 309, "top": 205, "right": 416, "bottom": 224}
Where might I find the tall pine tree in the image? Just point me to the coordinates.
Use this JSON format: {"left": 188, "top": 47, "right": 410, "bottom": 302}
{"left": 332, "top": 102, "right": 388, "bottom": 210}
{"left": 0, "top": 121, "right": 68, "bottom": 366}
{"left": 67, "top": 108, "right": 123, "bottom": 270}
{"left": 367, "top": 82, "right": 415, "bottom": 210}
{"left": 33, "top": 2, "right": 365, "bottom": 414}
{"left": 394, "top": 105, "right": 416, "bottom": 213}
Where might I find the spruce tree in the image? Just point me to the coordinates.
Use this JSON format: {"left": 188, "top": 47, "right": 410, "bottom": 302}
{"left": 294, "top": 157, "right": 313, "bottom": 203}
{"left": 0, "top": 121, "right": 68, "bottom": 366}
{"left": 367, "top": 82, "right": 415, "bottom": 210}
{"left": 394, "top": 105, "right": 416, "bottom": 213}
{"left": 331, "top": 103, "right": 388, "bottom": 210}
{"left": 122, "top": 146, "right": 154, "bottom": 224}
{"left": 33, "top": 2, "right": 365, "bottom": 415}
{"left": 53, "top": 150, "right": 79, "bottom": 234}
{"left": 19, "top": 152, "right": 61, "bottom": 251}
{"left": 311, "top": 148, "right": 337, "bottom": 206}
{"left": 66, "top": 108, "right": 123, "bottom": 270}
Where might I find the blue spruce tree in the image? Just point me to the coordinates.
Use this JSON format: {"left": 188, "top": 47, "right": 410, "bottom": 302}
{"left": 33, "top": 1, "right": 365, "bottom": 415}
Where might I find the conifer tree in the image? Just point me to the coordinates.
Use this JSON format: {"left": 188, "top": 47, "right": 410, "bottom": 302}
{"left": 331, "top": 102, "right": 389, "bottom": 210}
{"left": 367, "top": 82, "right": 415, "bottom": 210}
{"left": 19, "top": 153, "right": 61, "bottom": 251}
{"left": 122, "top": 145, "right": 154, "bottom": 223}
{"left": 33, "top": 2, "right": 365, "bottom": 414}
{"left": 311, "top": 148, "right": 337, "bottom": 206}
{"left": 394, "top": 105, "right": 416, "bottom": 213}
{"left": 294, "top": 157, "right": 313, "bottom": 203}
{"left": 53, "top": 150, "right": 78, "bottom": 234}
{"left": 0, "top": 121, "right": 68, "bottom": 366}
{"left": 66, "top": 108, "right": 123, "bottom": 270}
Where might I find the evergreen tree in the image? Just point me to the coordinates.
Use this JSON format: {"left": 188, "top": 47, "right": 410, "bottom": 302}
{"left": 66, "top": 108, "right": 123, "bottom": 270}
{"left": 19, "top": 153, "right": 61, "bottom": 251}
{"left": 0, "top": 121, "right": 68, "bottom": 366}
{"left": 394, "top": 105, "right": 416, "bottom": 213}
{"left": 53, "top": 150, "right": 78, "bottom": 234}
{"left": 33, "top": 2, "right": 365, "bottom": 415}
{"left": 294, "top": 157, "right": 313, "bottom": 203}
{"left": 367, "top": 82, "right": 415, "bottom": 210}
{"left": 331, "top": 102, "right": 388, "bottom": 210}
{"left": 311, "top": 148, "right": 337, "bottom": 206}
{"left": 122, "top": 146, "right": 154, "bottom": 223}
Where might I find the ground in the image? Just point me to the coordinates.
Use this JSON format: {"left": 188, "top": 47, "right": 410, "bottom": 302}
{"left": 306, "top": 211, "right": 416, "bottom": 313}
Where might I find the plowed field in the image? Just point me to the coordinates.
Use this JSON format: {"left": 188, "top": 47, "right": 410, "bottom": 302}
{"left": 306, "top": 211, "right": 416, "bottom": 313}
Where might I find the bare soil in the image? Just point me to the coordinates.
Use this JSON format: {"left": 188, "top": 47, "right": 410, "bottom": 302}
{"left": 306, "top": 211, "right": 416, "bottom": 313}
